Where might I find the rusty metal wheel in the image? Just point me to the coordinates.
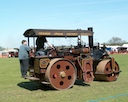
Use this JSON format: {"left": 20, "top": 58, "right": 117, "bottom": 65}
{"left": 45, "top": 58, "right": 76, "bottom": 90}
{"left": 94, "top": 59, "right": 120, "bottom": 81}
{"left": 105, "top": 61, "right": 120, "bottom": 81}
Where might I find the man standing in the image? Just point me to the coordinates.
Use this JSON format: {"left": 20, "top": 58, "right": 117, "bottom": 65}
{"left": 18, "top": 40, "right": 31, "bottom": 78}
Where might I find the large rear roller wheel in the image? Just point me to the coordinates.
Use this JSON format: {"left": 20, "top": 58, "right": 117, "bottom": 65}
{"left": 45, "top": 58, "right": 76, "bottom": 90}
{"left": 94, "top": 59, "right": 120, "bottom": 81}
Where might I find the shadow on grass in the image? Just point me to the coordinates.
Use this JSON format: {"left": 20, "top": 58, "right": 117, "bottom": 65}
{"left": 17, "top": 79, "right": 90, "bottom": 91}
{"left": 74, "top": 79, "right": 90, "bottom": 86}
{"left": 93, "top": 78, "right": 110, "bottom": 82}
{"left": 17, "top": 81, "right": 55, "bottom": 91}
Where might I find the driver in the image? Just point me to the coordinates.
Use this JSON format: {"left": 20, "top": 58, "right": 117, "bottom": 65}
{"left": 35, "top": 36, "right": 54, "bottom": 56}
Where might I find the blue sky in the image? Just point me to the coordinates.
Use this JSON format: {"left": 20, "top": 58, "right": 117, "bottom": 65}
{"left": 0, "top": 0, "right": 128, "bottom": 48}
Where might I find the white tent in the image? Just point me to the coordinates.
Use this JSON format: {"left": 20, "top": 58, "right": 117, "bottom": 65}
{"left": 122, "top": 44, "right": 128, "bottom": 47}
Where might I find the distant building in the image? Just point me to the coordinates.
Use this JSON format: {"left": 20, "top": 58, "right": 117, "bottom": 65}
{"left": 122, "top": 44, "right": 128, "bottom": 51}
{"left": 106, "top": 46, "right": 120, "bottom": 52}
{"left": 105, "top": 44, "right": 128, "bottom": 54}
{"left": 122, "top": 44, "right": 128, "bottom": 47}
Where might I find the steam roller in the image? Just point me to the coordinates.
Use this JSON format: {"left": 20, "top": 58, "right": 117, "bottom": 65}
{"left": 45, "top": 58, "right": 76, "bottom": 90}
{"left": 23, "top": 28, "right": 121, "bottom": 91}
{"left": 94, "top": 58, "right": 120, "bottom": 82}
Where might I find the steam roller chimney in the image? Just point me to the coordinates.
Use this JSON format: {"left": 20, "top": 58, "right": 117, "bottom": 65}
{"left": 88, "top": 27, "right": 93, "bottom": 49}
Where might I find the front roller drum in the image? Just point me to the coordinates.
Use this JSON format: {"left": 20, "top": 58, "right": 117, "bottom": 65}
{"left": 45, "top": 58, "right": 76, "bottom": 90}
{"left": 94, "top": 59, "right": 120, "bottom": 81}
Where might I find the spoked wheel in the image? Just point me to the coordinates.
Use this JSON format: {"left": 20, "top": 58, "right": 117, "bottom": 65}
{"left": 94, "top": 59, "right": 120, "bottom": 81}
{"left": 45, "top": 58, "right": 76, "bottom": 90}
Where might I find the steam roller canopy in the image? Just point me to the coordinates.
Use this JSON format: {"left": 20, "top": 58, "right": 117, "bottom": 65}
{"left": 94, "top": 59, "right": 120, "bottom": 81}
{"left": 45, "top": 58, "right": 76, "bottom": 90}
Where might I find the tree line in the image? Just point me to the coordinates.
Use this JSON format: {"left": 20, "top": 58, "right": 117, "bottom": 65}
{"left": 105, "top": 37, "right": 128, "bottom": 46}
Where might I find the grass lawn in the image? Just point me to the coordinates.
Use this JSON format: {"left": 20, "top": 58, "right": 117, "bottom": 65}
{"left": 0, "top": 54, "right": 128, "bottom": 102}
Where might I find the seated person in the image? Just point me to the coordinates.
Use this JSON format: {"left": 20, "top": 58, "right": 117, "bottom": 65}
{"left": 35, "top": 36, "right": 54, "bottom": 56}
{"left": 35, "top": 48, "right": 46, "bottom": 56}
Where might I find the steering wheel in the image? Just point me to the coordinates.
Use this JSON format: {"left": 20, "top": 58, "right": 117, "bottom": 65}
{"left": 47, "top": 47, "right": 57, "bottom": 57}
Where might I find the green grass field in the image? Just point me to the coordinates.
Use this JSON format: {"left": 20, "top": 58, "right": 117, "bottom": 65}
{"left": 0, "top": 54, "right": 128, "bottom": 102}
